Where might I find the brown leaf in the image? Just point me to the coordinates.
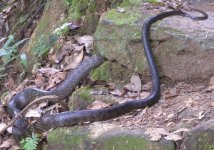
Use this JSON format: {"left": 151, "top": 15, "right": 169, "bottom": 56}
{"left": 0, "top": 123, "right": 6, "bottom": 131}
{"left": 38, "top": 67, "right": 60, "bottom": 76}
{"left": 185, "top": 97, "right": 196, "bottom": 107}
{"left": 130, "top": 74, "right": 141, "bottom": 93}
{"left": 4, "top": 76, "right": 14, "bottom": 89}
{"left": 209, "top": 101, "right": 214, "bottom": 107}
{"left": 117, "top": 7, "right": 126, "bottom": 13}
{"left": 46, "top": 72, "right": 67, "bottom": 89}
{"left": 72, "top": 44, "right": 84, "bottom": 52}
{"left": 164, "top": 133, "right": 182, "bottom": 141}
{"left": 34, "top": 74, "right": 46, "bottom": 87}
{"left": 55, "top": 40, "right": 73, "bottom": 63}
{"left": 0, "top": 138, "right": 15, "bottom": 148}
{"left": 110, "top": 89, "right": 123, "bottom": 96}
{"left": 163, "top": 87, "right": 178, "bottom": 99}
{"left": 63, "top": 50, "right": 84, "bottom": 71}
{"left": 25, "top": 109, "right": 42, "bottom": 118}
{"left": 76, "top": 35, "right": 93, "bottom": 48}
{"left": 88, "top": 100, "right": 110, "bottom": 109}
{"left": 145, "top": 128, "right": 168, "bottom": 141}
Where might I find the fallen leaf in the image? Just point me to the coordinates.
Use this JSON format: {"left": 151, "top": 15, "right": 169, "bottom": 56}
{"left": 209, "top": 101, "right": 214, "bottom": 107}
{"left": 185, "top": 97, "right": 195, "bottom": 107}
{"left": 25, "top": 109, "right": 42, "bottom": 118}
{"left": 117, "top": 7, "right": 126, "bottom": 13}
{"left": 198, "top": 111, "right": 205, "bottom": 120}
{"left": 54, "top": 39, "right": 73, "bottom": 63}
{"left": 0, "top": 123, "right": 6, "bottom": 131}
{"left": 130, "top": 74, "right": 142, "bottom": 93}
{"left": 0, "top": 138, "right": 14, "bottom": 148}
{"left": 145, "top": 128, "right": 168, "bottom": 141}
{"left": 72, "top": 43, "right": 84, "bottom": 52}
{"left": 76, "top": 35, "right": 93, "bottom": 49}
{"left": 163, "top": 87, "right": 178, "bottom": 99}
{"left": 7, "top": 127, "right": 12, "bottom": 133}
{"left": 165, "top": 133, "right": 182, "bottom": 141}
{"left": 88, "top": 100, "right": 110, "bottom": 109}
{"left": 38, "top": 67, "right": 60, "bottom": 75}
{"left": 110, "top": 89, "right": 123, "bottom": 96}
{"left": 46, "top": 72, "right": 66, "bottom": 89}
{"left": 63, "top": 50, "right": 84, "bottom": 70}
{"left": 173, "top": 128, "right": 189, "bottom": 134}
{"left": 4, "top": 76, "right": 14, "bottom": 89}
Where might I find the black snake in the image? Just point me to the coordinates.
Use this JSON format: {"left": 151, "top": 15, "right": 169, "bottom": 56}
{"left": 7, "top": 9, "right": 208, "bottom": 140}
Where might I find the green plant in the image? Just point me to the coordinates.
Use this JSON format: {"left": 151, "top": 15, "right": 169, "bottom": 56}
{"left": 20, "top": 133, "right": 39, "bottom": 150}
{"left": 0, "top": 35, "right": 28, "bottom": 67}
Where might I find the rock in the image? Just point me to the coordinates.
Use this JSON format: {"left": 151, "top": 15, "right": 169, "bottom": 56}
{"left": 45, "top": 123, "right": 175, "bottom": 150}
{"left": 93, "top": 1, "right": 214, "bottom": 82}
{"left": 21, "top": 0, "right": 67, "bottom": 71}
{"left": 183, "top": 119, "right": 214, "bottom": 150}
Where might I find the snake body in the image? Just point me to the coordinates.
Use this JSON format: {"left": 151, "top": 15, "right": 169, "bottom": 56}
{"left": 7, "top": 9, "right": 208, "bottom": 139}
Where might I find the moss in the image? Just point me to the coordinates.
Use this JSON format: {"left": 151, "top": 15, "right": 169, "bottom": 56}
{"left": 99, "top": 135, "right": 174, "bottom": 150}
{"left": 68, "top": 0, "right": 97, "bottom": 20}
{"left": 120, "top": 0, "right": 142, "bottom": 7}
{"left": 105, "top": 9, "right": 140, "bottom": 25}
{"left": 72, "top": 86, "right": 93, "bottom": 102}
{"left": 47, "top": 127, "right": 89, "bottom": 150}
{"left": 90, "top": 61, "right": 111, "bottom": 82}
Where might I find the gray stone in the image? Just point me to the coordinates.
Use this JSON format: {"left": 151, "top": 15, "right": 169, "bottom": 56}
{"left": 183, "top": 119, "right": 214, "bottom": 150}
{"left": 93, "top": 1, "right": 214, "bottom": 82}
{"left": 45, "top": 123, "right": 175, "bottom": 150}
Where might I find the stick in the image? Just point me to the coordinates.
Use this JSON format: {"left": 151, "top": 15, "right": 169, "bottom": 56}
{"left": 0, "top": 95, "right": 58, "bottom": 134}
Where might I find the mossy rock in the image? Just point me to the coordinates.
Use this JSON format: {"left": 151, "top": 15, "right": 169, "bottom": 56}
{"left": 183, "top": 120, "right": 214, "bottom": 150}
{"left": 46, "top": 123, "right": 175, "bottom": 150}
{"left": 94, "top": 1, "right": 214, "bottom": 82}
{"left": 90, "top": 61, "right": 133, "bottom": 88}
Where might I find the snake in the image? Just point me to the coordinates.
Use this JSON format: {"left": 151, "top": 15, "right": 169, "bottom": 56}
{"left": 7, "top": 9, "right": 208, "bottom": 140}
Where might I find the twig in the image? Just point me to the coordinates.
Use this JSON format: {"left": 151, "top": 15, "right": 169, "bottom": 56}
{"left": 0, "top": 95, "right": 58, "bottom": 134}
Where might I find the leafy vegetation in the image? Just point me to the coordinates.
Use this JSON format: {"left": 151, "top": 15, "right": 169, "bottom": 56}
{"left": 0, "top": 35, "right": 28, "bottom": 79}
{"left": 20, "top": 133, "right": 39, "bottom": 150}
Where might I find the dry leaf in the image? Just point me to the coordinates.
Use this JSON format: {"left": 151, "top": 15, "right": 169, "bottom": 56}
{"left": 165, "top": 133, "right": 182, "bottom": 141}
{"left": 117, "top": 7, "right": 126, "bottom": 13}
{"left": 76, "top": 35, "right": 93, "bottom": 49}
{"left": 209, "top": 101, "right": 214, "bottom": 107}
{"left": 34, "top": 74, "right": 46, "bottom": 87}
{"left": 7, "top": 127, "right": 12, "bottom": 133}
{"left": 57, "top": 40, "right": 74, "bottom": 62}
{"left": 88, "top": 100, "right": 110, "bottom": 109}
{"left": 198, "top": 111, "right": 205, "bottom": 120}
{"left": 0, "top": 138, "right": 14, "bottom": 148}
{"left": 72, "top": 44, "right": 84, "bottom": 52}
{"left": 130, "top": 74, "right": 142, "bottom": 93}
{"left": 0, "top": 123, "right": 6, "bottom": 131}
{"left": 63, "top": 50, "right": 84, "bottom": 70}
{"left": 4, "top": 76, "right": 14, "bottom": 89}
{"left": 163, "top": 87, "right": 178, "bottom": 99}
{"left": 38, "top": 67, "right": 60, "bottom": 75}
{"left": 46, "top": 72, "right": 66, "bottom": 89}
{"left": 25, "top": 109, "right": 42, "bottom": 118}
{"left": 185, "top": 97, "right": 195, "bottom": 107}
{"left": 173, "top": 128, "right": 189, "bottom": 134}
{"left": 145, "top": 128, "right": 168, "bottom": 141}
{"left": 110, "top": 89, "right": 123, "bottom": 96}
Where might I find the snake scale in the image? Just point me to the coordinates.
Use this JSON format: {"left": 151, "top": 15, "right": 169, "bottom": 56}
{"left": 7, "top": 9, "right": 208, "bottom": 140}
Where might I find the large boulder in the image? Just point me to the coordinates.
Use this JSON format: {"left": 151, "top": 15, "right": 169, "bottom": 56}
{"left": 45, "top": 123, "right": 175, "bottom": 150}
{"left": 183, "top": 120, "right": 214, "bottom": 150}
{"left": 93, "top": 0, "right": 214, "bottom": 82}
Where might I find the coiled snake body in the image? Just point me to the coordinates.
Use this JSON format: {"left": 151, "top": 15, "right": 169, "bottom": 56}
{"left": 7, "top": 10, "right": 208, "bottom": 139}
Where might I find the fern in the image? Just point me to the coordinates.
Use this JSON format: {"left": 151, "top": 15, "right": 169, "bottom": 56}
{"left": 20, "top": 133, "right": 39, "bottom": 150}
